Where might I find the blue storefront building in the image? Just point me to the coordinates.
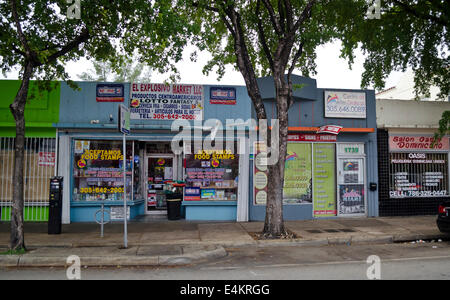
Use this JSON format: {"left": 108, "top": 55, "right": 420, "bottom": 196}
{"left": 53, "top": 75, "right": 378, "bottom": 224}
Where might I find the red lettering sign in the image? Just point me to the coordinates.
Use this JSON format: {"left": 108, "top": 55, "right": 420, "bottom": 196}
{"left": 389, "top": 135, "right": 449, "bottom": 151}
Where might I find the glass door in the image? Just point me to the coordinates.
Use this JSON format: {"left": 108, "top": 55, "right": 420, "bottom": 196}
{"left": 337, "top": 157, "right": 366, "bottom": 216}
{"left": 145, "top": 155, "right": 174, "bottom": 214}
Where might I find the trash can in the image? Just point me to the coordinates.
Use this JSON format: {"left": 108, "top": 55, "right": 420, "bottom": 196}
{"left": 166, "top": 193, "right": 182, "bottom": 220}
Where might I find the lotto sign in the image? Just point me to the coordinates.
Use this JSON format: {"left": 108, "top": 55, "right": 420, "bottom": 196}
{"left": 324, "top": 91, "right": 366, "bottom": 119}
{"left": 130, "top": 83, "right": 204, "bottom": 120}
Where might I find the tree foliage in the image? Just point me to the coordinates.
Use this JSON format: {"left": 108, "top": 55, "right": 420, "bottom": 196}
{"left": 337, "top": 0, "right": 449, "bottom": 99}
{"left": 77, "top": 56, "right": 152, "bottom": 83}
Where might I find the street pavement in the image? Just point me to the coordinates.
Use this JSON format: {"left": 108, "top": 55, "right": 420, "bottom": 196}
{"left": 0, "top": 215, "right": 448, "bottom": 268}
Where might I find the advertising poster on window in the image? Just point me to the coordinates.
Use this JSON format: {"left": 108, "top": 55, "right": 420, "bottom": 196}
{"left": 130, "top": 83, "right": 203, "bottom": 120}
{"left": 184, "top": 149, "right": 239, "bottom": 201}
{"left": 339, "top": 184, "right": 365, "bottom": 215}
{"left": 324, "top": 91, "right": 366, "bottom": 119}
{"left": 389, "top": 152, "right": 448, "bottom": 198}
{"left": 253, "top": 142, "right": 269, "bottom": 205}
{"left": 283, "top": 143, "right": 312, "bottom": 204}
{"left": 313, "top": 144, "right": 336, "bottom": 217}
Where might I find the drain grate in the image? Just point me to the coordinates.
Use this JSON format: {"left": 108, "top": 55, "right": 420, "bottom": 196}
{"left": 305, "top": 228, "right": 357, "bottom": 234}
{"left": 305, "top": 229, "right": 323, "bottom": 234}
{"left": 323, "top": 229, "right": 340, "bottom": 233}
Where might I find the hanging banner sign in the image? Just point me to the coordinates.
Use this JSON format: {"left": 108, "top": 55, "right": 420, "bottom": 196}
{"left": 324, "top": 91, "right": 366, "bottom": 119}
{"left": 210, "top": 87, "right": 236, "bottom": 105}
{"left": 389, "top": 135, "right": 449, "bottom": 151}
{"left": 130, "top": 83, "right": 203, "bottom": 120}
{"left": 96, "top": 84, "right": 124, "bottom": 102}
{"left": 317, "top": 125, "right": 343, "bottom": 135}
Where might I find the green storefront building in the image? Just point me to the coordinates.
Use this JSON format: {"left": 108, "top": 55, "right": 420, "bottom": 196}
{"left": 0, "top": 80, "right": 60, "bottom": 221}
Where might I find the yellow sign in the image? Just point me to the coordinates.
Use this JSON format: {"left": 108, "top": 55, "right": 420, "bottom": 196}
{"left": 81, "top": 150, "right": 123, "bottom": 161}
{"left": 194, "top": 149, "right": 235, "bottom": 160}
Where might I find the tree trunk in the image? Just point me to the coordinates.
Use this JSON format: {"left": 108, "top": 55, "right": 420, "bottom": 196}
{"left": 262, "top": 72, "right": 290, "bottom": 237}
{"left": 9, "top": 61, "right": 33, "bottom": 251}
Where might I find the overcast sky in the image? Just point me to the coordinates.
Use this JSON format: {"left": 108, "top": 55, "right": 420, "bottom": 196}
{"left": 1, "top": 41, "right": 403, "bottom": 92}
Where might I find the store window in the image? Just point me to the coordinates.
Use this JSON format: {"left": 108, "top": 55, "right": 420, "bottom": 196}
{"left": 389, "top": 152, "right": 449, "bottom": 198}
{"left": 184, "top": 147, "right": 239, "bottom": 201}
{"left": 72, "top": 140, "right": 138, "bottom": 202}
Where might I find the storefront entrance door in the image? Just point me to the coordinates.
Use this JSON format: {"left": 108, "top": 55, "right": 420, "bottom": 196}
{"left": 337, "top": 157, "right": 366, "bottom": 216}
{"left": 145, "top": 154, "right": 174, "bottom": 214}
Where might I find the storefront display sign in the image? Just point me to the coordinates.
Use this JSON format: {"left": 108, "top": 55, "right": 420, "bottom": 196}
{"left": 210, "top": 87, "right": 236, "bottom": 105}
{"left": 389, "top": 135, "right": 449, "bottom": 151}
{"left": 130, "top": 83, "right": 204, "bottom": 120}
{"left": 389, "top": 152, "right": 448, "bottom": 198}
{"left": 185, "top": 148, "right": 239, "bottom": 201}
{"left": 96, "top": 84, "right": 124, "bottom": 102}
{"left": 338, "top": 184, "right": 365, "bottom": 215}
{"left": 283, "top": 143, "right": 312, "bottom": 204}
{"left": 184, "top": 187, "right": 201, "bottom": 201}
{"left": 324, "top": 91, "right": 366, "bottom": 119}
{"left": 313, "top": 144, "right": 336, "bottom": 217}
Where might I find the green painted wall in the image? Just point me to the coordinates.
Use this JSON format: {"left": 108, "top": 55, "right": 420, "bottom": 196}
{"left": 0, "top": 80, "right": 60, "bottom": 138}
{"left": 0, "top": 206, "right": 49, "bottom": 222}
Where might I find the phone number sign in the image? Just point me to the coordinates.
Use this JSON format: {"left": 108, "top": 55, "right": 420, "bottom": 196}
{"left": 130, "top": 83, "right": 204, "bottom": 120}
{"left": 324, "top": 91, "right": 366, "bottom": 119}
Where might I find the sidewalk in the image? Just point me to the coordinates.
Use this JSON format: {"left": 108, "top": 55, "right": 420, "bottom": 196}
{"left": 0, "top": 215, "right": 448, "bottom": 267}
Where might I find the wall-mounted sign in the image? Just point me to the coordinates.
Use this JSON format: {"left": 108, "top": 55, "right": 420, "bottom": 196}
{"left": 317, "top": 125, "right": 343, "bottom": 135}
{"left": 130, "top": 83, "right": 203, "bottom": 120}
{"left": 210, "top": 87, "right": 236, "bottom": 105}
{"left": 324, "top": 91, "right": 366, "bottom": 119}
{"left": 338, "top": 143, "right": 365, "bottom": 155}
{"left": 389, "top": 135, "right": 449, "bottom": 151}
{"left": 96, "top": 84, "right": 124, "bottom": 102}
{"left": 288, "top": 134, "right": 337, "bottom": 142}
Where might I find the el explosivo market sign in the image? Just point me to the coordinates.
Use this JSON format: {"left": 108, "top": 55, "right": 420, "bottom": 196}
{"left": 129, "top": 83, "right": 204, "bottom": 120}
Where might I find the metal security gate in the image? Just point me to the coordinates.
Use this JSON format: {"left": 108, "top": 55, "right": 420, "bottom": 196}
{"left": 0, "top": 137, "right": 56, "bottom": 222}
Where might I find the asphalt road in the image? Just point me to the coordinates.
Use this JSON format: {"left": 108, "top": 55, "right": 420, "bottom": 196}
{"left": 1, "top": 241, "right": 449, "bottom": 280}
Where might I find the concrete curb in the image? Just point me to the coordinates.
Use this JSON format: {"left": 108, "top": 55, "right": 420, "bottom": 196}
{"left": 0, "top": 245, "right": 227, "bottom": 268}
